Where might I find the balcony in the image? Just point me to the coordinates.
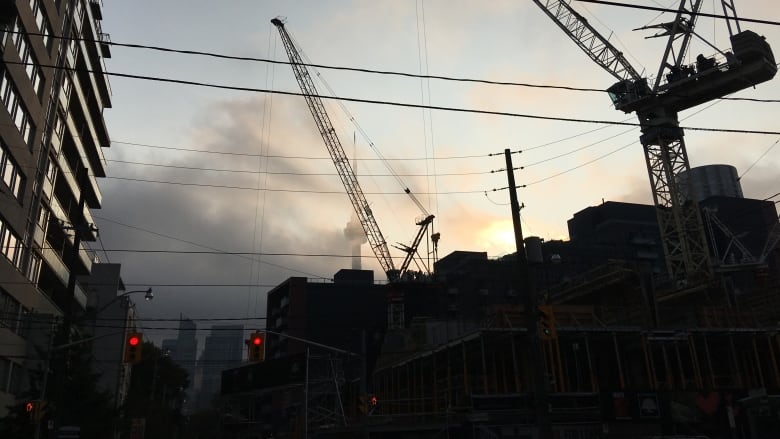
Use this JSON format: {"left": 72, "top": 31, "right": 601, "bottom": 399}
{"left": 98, "top": 32, "right": 111, "bottom": 58}
{"left": 89, "top": 0, "right": 103, "bottom": 20}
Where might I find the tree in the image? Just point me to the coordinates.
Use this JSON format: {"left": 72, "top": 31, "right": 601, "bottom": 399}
{"left": 0, "top": 328, "right": 119, "bottom": 439}
{"left": 122, "top": 342, "right": 190, "bottom": 439}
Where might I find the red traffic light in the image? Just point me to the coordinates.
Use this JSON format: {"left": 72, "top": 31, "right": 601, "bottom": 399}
{"left": 25, "top": 402, "right": 34, "bottom": 413}
{"left": 124, "top": 332, "right": 143, "bottom": 363}
{"left": 247, "top": 332, "right": 266, "bottom": 362}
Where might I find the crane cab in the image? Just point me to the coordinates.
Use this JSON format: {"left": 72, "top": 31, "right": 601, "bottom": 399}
{"left": 608, "top": 30, "right": 776, "bottom": 115}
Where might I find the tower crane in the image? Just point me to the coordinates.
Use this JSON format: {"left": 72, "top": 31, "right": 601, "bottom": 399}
{"left": 271, "top": 18, "right": 437, "bottom": 282}
{"left": 531, "top": 0, "right": 776, "bottom": 284}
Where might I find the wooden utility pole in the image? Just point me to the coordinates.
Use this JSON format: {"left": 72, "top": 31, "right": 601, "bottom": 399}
{"left": 504, "top": 149, "right": 552, "bottom": 438}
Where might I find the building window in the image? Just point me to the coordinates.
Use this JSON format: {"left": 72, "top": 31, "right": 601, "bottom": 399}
{"left": 0, "top": 216, "right": 24, "bottom": 270}
{"left": 8, "top": 20, "right": 45, "bottom": 98}
{"left": 0, "top": 141, "right": 25, "bottom": 200}
{"left": 61, "top": 73, "right": 72, "bottom": 104}
{"left": 0, "top": 70, "right": 36, "bottom": 147}
{"left": 27, "top": 251, "right": 42, "bottom": 284}
{"left": 29, "top": 0, "right": 52, "bottom": 50}
{"left": 0, "top": 290, "right": 20, "bottom": 330}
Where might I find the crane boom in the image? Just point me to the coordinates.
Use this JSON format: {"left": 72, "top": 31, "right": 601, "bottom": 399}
{"left": 272, "top": 18, "right": 396, "bottom": 277}
{"left": 272, "top": 18, "right": 436, "bottom": 282}
{"left": 530, "top": 0, "right": 642, "bottom": 82}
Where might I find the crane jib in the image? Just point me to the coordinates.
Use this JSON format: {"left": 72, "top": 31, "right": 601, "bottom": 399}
{"left": 271, "top": 18, "right": 436, "bottom": 282}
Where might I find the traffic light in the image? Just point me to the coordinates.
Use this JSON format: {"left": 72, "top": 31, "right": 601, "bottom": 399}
{"left": 358, "top": 394, "right": 378, "bottom": 415}
{"left": 124, "top": 332, "right": 143, "bottom": 363}
{"left": 25, "top": 400, "right": 46, "bottom": 422}
{"left": 247, "top": 331, "right": 266, "bottom": 362}
{"left": 25, "top": 401, "right": 35, "bottom": 421}
{"left": 537, "top": 305, "right": 557, "bottom": 340}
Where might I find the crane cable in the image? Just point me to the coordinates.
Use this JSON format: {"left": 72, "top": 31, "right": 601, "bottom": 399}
{"left": 286, "top": 28, "right": 431, "bottom": 217}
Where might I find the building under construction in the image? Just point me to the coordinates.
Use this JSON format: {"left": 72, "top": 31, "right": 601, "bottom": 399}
{"left": 217, "top": 191, "right": 780, "bottom": 438}
{"left": 364, "top": 193, "right": 780, "bottom": 439}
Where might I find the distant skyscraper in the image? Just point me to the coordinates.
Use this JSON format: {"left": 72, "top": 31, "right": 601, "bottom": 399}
{"left": 173, "top": 315, "right": 197, "bottom": 381}
{"left": 195, "top": 325, "right": 244, "bottom": 408}
{"left": 344, "top": 158, "right": 367, "bottom": 270}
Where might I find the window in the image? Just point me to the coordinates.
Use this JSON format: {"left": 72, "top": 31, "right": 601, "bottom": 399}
{"left": 0, "top": 70, "right": 36, "bottom": 147}
{"left": 0, "top": 216, "right": 24, "bottom": 270}
{"left": 27, "top": 251, "right": 41, "bottom": 284}
{"left": 61, "top": 73, "right": 72, "bottom": 103}
{"left": 29, "top": 0, "right": 52, "bottom": 49}
{"left": 7, "top": 19, "right": 43, "bottom": 97}
{"left": 0, "top": 289, "right": 21, "bottom": 331}
{"left": 0, "top": 141, "right": 25, "bottom": 200}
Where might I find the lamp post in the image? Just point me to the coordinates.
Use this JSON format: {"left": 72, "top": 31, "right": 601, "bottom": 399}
{"left": 93, "top": 288, "right": 153, "bottom": 314}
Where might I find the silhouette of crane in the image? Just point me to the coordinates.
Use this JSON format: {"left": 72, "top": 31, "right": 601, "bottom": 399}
{"left": 272, "top": 18, "right": 438, "bottom": 283}
{"left": 532, "top": 0, "right": 776, "bottom": 285}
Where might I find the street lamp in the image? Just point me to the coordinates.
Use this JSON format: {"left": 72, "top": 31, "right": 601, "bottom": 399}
{"left": 94, "top": 288, "right": 153, "bottom": 314}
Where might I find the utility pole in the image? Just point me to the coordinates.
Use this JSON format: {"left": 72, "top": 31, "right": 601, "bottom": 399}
{"left": 504, "top": 149, "right": 552, "bottom": 438}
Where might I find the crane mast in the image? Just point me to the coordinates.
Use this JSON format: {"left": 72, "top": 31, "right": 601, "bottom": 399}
{"left": 272, "top": 18, "right": 435, "bottom": 282}
{"left": 531, "top": 0, "right": 776, "bottom": 284}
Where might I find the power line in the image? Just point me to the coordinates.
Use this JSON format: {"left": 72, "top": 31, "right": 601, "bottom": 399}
{"left": 93, "top": 249, "right": 427, "bottom": 259}
{"left": 101, "top": 175, "right": 485, "bottom": 194}
{"left": 104, "top": 158, "right": 493, "bottom": 177}
{"left": 92, "top": 215, "right": 330, "bottom": 279}
{"left": 6, "top": 59, "right": 780, "bottom": 136}
{"left": 13, "top": 30, "right": 779, "bottom": 104}
{"left": 575, "top": 0, "right": 780, "bottom": 26}
{"left": 111, "top": 140, "right": 495, "bottom": 161}
{"left": 739, "top": 138, "right": 780, "bottom": 180}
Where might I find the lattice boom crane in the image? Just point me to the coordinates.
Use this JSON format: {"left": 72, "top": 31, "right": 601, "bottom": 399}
{"left": 272, "top": 18, "right": 435, "bottom": 282}
{"left": 532, "top": 0, "right": 776, "bottom": 284}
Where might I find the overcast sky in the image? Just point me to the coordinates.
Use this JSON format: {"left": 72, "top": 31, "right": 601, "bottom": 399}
{"left": 95, "top": 0, "right": 780, "bottom": 345}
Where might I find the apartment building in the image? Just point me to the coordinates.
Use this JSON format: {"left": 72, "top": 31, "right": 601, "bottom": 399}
{"left": 0, "top": 0, "right": 111, "bottom": 414}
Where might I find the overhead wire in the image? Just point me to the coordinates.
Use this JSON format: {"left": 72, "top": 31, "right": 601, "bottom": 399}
{"left": 739, "top": 138, "right": 779, "bottom": 180}
{"left": 93, "top": 215, "right": 329, "bottom": 279}
{"left": 103, "top": 158, "right": 493, "bottom": 177}
{"left": 110, "top": 140, "right": 496, "bottom": 161}
{"left": 248, "top": 21, "right": 278, "bottom": 319}
{"left": 10, "top": 30, "right": 779, "bottom": 103}
{"left": 575, "top": 0, "right": 780, "bottom": 26}
{"left": 100, "top": 175, "right": 485, "bottom": 194}
{"left": 5, "top": 59, "right": 779, "bottom": 135}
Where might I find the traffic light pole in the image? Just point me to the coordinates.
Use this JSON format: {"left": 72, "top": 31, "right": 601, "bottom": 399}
{"left": 262, "top": 329, "right": 362, "bottom": 357}
{"left": 505, "top": 149, "right": 553, "bottom": 438}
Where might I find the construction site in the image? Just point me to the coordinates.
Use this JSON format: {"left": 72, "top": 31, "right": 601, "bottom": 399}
{"left": 217, "top": 1, "right": 779, "bottom": 438}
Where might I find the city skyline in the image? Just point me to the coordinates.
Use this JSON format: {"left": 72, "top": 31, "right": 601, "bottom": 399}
{"left": 94, "top": 1, "right": 779, "bottom": 340}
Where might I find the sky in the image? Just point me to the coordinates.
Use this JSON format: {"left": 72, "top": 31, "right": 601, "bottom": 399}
{"left": 94, "top": 0, "right": 780, "bottom": 345}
